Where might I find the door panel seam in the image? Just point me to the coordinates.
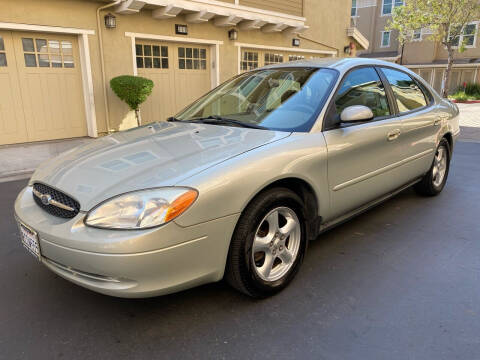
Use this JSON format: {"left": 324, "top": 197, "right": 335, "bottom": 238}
{"left": 332, "top": 148, "right": 433, "bottom": 191}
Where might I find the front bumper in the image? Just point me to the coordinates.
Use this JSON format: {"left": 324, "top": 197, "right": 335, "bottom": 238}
{"left": 14, "top": 186, "right": 240, "bottom": 298}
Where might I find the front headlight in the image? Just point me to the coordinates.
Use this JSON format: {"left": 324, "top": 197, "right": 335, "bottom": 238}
{"left": 84, "top": 187, "right": 198, "bottom": 230}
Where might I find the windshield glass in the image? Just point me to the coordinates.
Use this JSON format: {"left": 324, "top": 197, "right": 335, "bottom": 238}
{"left": 174, "top": 67, "right": 338, "bottom": 132}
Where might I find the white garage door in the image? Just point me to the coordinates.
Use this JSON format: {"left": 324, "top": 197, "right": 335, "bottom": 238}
{"left": 0, "top": 31, "right": 87, "bottom": 145}
{"left": 136, "top": 41, "right": 211, "bottom": 124}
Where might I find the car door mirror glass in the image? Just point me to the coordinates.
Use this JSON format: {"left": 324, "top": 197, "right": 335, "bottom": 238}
{"left": 340, "top": 105, "right": 374, "bottom": 123}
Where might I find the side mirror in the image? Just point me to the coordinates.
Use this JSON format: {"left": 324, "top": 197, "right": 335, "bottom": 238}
{"left": 340, "top": 105, "right": 374, "bottom": 123}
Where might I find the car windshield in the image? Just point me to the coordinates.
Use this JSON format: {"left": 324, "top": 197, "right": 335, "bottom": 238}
{"left": 174, "top": 67, "right": 338, "bottom": 132}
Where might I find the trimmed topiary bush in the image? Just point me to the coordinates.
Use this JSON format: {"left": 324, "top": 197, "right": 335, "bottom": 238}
{"left": 110, "top": 75, "right": 154, "bottom": 126}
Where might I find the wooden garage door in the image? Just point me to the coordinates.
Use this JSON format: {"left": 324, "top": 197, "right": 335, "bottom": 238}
{"left": 0, "top": 31, "right": 87, "bottom": 145}
{"left": 239, "top": 48, "right": 326, "bottom": 72}
{"left": 136, "top": 41, "right": 211, "bottom": 124}
{"left": 0, "top": 31, "right": 27, "bottom": 145}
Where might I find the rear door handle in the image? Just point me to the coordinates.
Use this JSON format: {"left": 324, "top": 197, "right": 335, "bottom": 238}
{"left": 387, "top": 129, "right": 401, "bottom": 141}
{"left": 434, "top": 118, "right": 441, "bottom": 126}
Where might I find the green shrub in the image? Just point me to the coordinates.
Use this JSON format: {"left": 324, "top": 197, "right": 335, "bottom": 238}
{"left": 110, "top": 75, "right": 154, "bottom": 111}
{"left": 465, "top": 82, "right": 480, "bottom": 96}
{"left": 110, "top": 75, "right": 154, "bottom": 126}
{"left": 449, "top": 90, "right": 480, "bottom": 101}
{"left": 450, "top": 91, "right": 469, "bottom": 101}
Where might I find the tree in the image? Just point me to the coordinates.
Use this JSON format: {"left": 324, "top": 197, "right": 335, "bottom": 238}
{"left": 110, "top": 75, "right": 154, "bottom": 126}
{"left": 387, "top": 0, "right": 480, "bottom": 97}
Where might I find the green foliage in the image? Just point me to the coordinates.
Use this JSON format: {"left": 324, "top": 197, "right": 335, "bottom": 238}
{"left": 387, "top": 0, "right": 480, "bottom": 48}
{"left": 449, "top": 88, "right": 480, "bottom": 101}
{"left": 110, "top": 75, "right": 154, "bottom": 111}
{"left": 465, "top": 82, "right": 480, "bottom": 95}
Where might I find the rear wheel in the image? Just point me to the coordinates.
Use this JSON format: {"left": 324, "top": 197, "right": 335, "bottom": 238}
{"left": 414, "top": 138, "right": 450, "bottom": 196}
{"left": 225, "top": 188, "right": 307, "bottom": 298}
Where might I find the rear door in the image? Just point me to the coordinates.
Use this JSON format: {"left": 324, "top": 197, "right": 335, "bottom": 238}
{"left": 322, "top": 66, "right": 405, "bottom": 220}
{"left": 378, "top": 67, "right": 437, "bottom": 181}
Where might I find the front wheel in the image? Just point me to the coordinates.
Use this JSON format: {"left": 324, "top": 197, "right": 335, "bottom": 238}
{"left": 225, "top": 188, "right": 307, "bottom": 298}
{"left": 414, "top": 138, "right": 451, "bottom": 196}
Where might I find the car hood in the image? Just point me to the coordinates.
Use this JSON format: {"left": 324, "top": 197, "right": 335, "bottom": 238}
{"left": 29, "top": 122, "right": 290, "bottom": 211}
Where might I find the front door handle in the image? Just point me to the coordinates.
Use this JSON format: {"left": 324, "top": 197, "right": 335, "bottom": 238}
{"left": 387, "top": 129, "right": 401, "bottom": 141}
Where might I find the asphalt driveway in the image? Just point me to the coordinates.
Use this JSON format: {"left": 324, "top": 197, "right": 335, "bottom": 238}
{"left": 1, "top": 141, "right": 479, "bottom": 360}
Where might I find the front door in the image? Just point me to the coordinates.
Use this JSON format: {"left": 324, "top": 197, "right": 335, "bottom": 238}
{"left": 322, "top": 66, "right": 404, "bottom": 220}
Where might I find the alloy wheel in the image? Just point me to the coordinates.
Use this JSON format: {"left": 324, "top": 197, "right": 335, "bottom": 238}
{"left": 252, "top": 206, "right": 301, "bottom": 282}
{"left": 432, "top": 145, "right": 448, "bottom": 187}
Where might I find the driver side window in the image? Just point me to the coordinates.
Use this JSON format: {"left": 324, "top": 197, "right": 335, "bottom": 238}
{"left": 335, "top": 67, "right": 391, "bottom": 121}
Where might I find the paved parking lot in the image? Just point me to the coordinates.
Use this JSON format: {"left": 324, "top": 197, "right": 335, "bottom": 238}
{"left": 1, "top": 140, "right": 479, "bottom": 360}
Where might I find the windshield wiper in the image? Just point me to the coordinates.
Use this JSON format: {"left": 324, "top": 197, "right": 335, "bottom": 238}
{"left": 190, "top": 115, "right": 266, "bottom": 129}
{"left": 167, "top": 116, "right": 182, "bottom": 122}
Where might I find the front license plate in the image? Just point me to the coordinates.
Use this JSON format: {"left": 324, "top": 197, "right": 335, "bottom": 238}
{"left": 18, "top": 222, "right": 41, "bottom": 261}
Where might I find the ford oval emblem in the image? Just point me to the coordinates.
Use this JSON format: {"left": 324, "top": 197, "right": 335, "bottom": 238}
{"left": 41, "top": 194, "right": 52, "bottom": 206}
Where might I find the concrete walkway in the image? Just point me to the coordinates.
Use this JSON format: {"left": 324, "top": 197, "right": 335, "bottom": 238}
{"left": 0, "top": 137, "right": 92, "bottom": 182}
{"left": 457, "top": 103, "right": 480, "bottom": 143}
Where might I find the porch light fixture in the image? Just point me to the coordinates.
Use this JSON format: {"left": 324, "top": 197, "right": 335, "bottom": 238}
{"left": 228, "top": 29, "right": 238, "bottom": 41}
{"left": 292, "top": 38, "right": 300, "bottom": 47}
{"left": 104, "top": 13, "right": 116, "bottom": 29}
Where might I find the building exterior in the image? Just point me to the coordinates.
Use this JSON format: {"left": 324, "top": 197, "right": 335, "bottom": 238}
{"left": 0, "top": 0, "right": 368, "bottom": 147}
{"left": 352, "top": 0, "right": 480, "bottom": 94}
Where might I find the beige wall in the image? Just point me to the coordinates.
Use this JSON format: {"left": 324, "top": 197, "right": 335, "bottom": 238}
{"left": 355, "top": 2, "right": 399, "bottom": 55}
{"left": 402, "top": 38, "right": 436, "bottom": 64}
{"left": 1, "top": 0, "right": 353, "bottom": 137}
{"left": 240, "top": 0, "right": 304, "bottom": 17}
{"left": 302, "top": 0, "right": 352, "bottom": 54}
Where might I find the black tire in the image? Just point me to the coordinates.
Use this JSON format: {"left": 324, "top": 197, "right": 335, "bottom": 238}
{"left": 414, "top": 138, "right": 451, "bottom": 196}
{"left": 225, "top": 187, "right": 307, "bottom": 298}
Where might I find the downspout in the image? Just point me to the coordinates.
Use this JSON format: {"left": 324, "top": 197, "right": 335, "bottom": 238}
{"left": 96, "top": 0, "right": 122, "bottom": 134}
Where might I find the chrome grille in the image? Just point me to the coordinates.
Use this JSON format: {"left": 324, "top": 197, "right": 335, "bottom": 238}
{"left": 32, "top": 183, "right": 80, "bottom": 219}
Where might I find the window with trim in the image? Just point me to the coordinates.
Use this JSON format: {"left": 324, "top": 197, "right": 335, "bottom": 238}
{"left": 240, "top": 51, "right": 259, "bottom": 71}
{"left": 381, "top": 68, "right": 427, "bottom": 112}
{"left": 413, "top": 29, "right": 422, "bottom": 41}
{"left": 178, "top": 47, "right": 207, "bottom": 70}
{"left": 136, "top": 44, "right": 168, "bottom": 69}
{"left": 351, "top": 0, "right": 357, "bottom": 17}
{"left": 289, "top": 55, "right": 305, "bottom": 61}
{"left": 382, "top": 0, "right": 404, "bottom": 15}
{"left": 333, "top": 67, "right": 391, "bottom": 121}
{"left": 22, "top": 37, "right": 74, "bottom": 68}
{"left": 381, "top": 31, "right": 391, "bottom": 47}
{"left": 264, "top": 53, "right": 284, "bottom": 65}
{"left": 449, "top": 23, "right": 477, "bottom": 48}
{"left": 0, "top": 36, "right": 6, "bottom": 67}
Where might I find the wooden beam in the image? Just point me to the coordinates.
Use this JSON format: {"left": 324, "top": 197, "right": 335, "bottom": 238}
{"left": 152, "top": 5, "right": 183, "bottom": 19}
{"left": 185, "top": 11, "right": 216, "bottom": 23}
{"left": 213, "top": 15, "right": 243, "bottom": 27}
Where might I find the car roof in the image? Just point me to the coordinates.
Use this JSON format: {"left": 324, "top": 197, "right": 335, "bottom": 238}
{"left": 262, "top": 57, "right": 411, "bottom": 74}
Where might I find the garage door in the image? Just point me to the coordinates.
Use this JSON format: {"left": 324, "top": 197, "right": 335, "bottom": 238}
{"left": 240, "top": 48, "right": 327, "bottom": 72}
{"left": 136, "top": 41, "right": 211, "bottom": 123}
{"left": 0, "top": 31, "right": 87, "bottom": 145}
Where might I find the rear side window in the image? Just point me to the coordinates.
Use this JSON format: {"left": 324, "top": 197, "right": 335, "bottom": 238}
{"left": 381, "top": 68, "right": 427, "bottom": 113}
{"left": 334, "top": 67, "right": 391, "bottom": 119}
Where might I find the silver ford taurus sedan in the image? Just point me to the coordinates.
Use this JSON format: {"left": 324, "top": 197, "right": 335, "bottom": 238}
{"left": 15, "top": 58, "right": 459, "bottom": 298}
